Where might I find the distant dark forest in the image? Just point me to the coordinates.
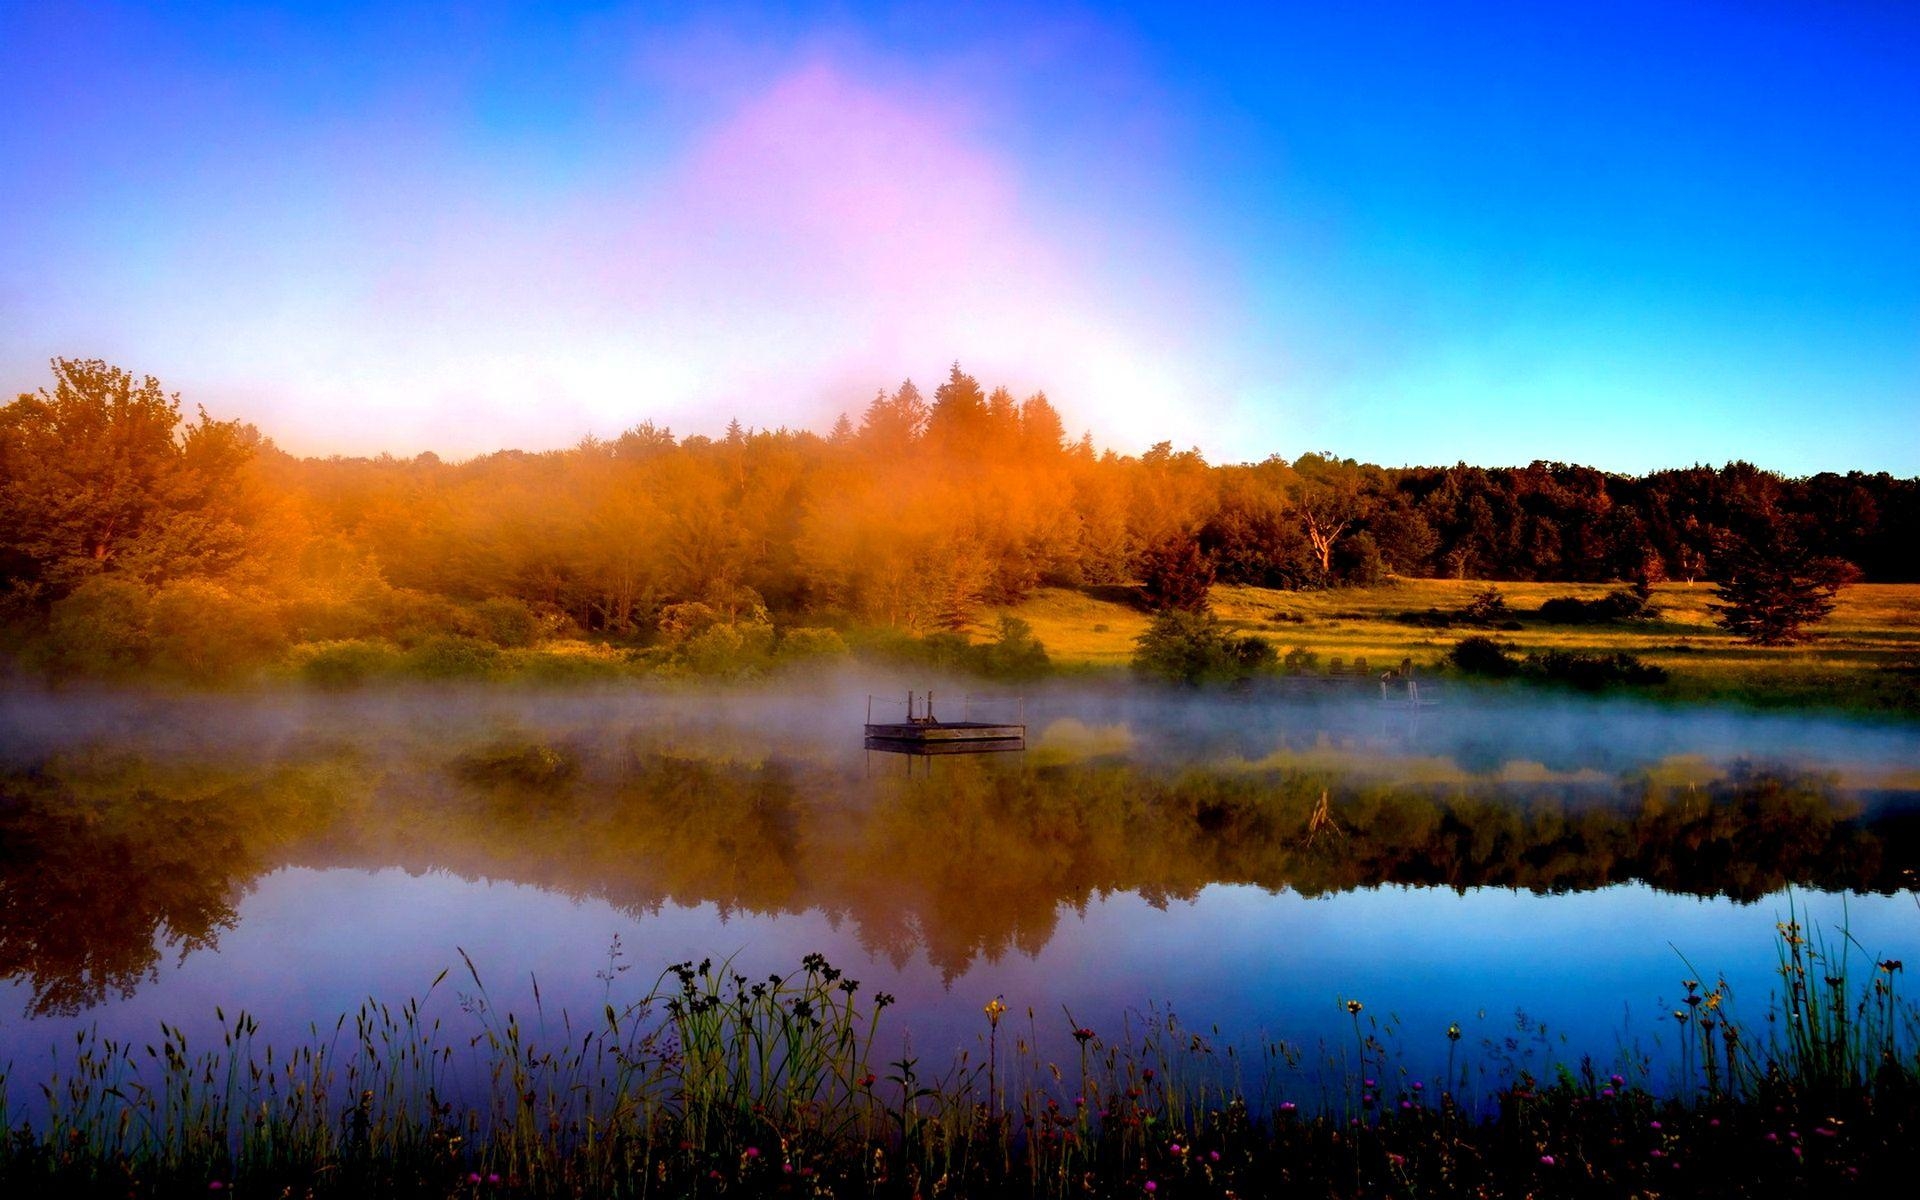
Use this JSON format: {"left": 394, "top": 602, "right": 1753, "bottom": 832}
{"left": 2, "top": 359, "right": 1915, "bottom": 653}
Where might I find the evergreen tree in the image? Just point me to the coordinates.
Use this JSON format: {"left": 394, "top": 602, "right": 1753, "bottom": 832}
{"left": 1710, "top": 533, "right": 1854, "bottom": 645}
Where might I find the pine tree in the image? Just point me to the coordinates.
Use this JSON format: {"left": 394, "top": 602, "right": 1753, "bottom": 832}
{"left": 1710, "top": 533, "right": 1854, "bottom": 645}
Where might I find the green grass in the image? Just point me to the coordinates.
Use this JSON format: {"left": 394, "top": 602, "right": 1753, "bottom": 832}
{"left": 979, "top": 580, "right": 1920, "bottom": 711}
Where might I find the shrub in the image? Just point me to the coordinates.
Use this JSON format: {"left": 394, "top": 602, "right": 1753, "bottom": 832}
{"left": 471, "top": 596, "right": 541, "bottom": 648}
{"left": 1537, "top": 589, "right": 1659, "bottom": 625}
{"left": 295, "top": 639, "right": 404, "bottom": 689}
{"left": 776, "top": 626, "right": 851, "bottom": 661}
{"left": 676, "top": 621, "right": 775, "bottom": 677}
{"left": 1527, "top": 649, "right": 1669, "bottom": 690}
{"left": 976, "top": 615, "right": 1051, "bottom": 680}
{"left": 148, "top": 579, "right": 286, "bottom": 681}
{"left": 507, "top": 649, "right": 628, "bottom": 685}
{"left": 40, "top": 576, "right": 152, "bottom": 677}
{"left": 1448, "top": 635, "right": 1521, "bottom": 678}
{"left": 404, "top": 636, "right": 503, "bottom": 679}
{"left": 1133, "top": 611, "right": 1268, "bottom": 685}
{"left": 1281, "top": 646, "right": 1319, "bottom": 674}
{"left": 655, "top": 601, "right": 721, "bottom": 644}
{"left": 1459, "top": 588, "right": 1511, "bottom": 626}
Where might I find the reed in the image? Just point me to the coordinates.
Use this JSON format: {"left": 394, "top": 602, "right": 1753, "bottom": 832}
{"left": 2, "top": 917, "right": 1915, "bottom": 1197}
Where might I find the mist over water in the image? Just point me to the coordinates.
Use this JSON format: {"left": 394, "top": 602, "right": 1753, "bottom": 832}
{"left": 2, "top": 677, "right": 1916, "bottom": 1106}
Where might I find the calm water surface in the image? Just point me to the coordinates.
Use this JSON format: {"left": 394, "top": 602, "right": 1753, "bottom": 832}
{"left": 3, "top": 683, "right": 1916, "bottom": 1101}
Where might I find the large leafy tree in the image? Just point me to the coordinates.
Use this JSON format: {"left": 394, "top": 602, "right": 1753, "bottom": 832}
{"left": 0, "top": 359, "right": 255, "bottom": 594}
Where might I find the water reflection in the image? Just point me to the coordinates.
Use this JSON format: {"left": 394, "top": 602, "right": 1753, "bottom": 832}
{"left": 3, "top": 710, "right": 1915, "bottom": 1015}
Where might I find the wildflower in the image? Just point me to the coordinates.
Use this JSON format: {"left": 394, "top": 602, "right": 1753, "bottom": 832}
{"left": 468, "top": 1174, "right": 482, "bottom": 1184}
{"left": 1650, "top": 1120, "right": 1662, "bottom": 1130}
{"left": 745, "top": 1146, "right": 761, "bottom": 1159}
{"left": 1446, "top": 1022, "right": 1461, "bottom": 1041}
{"left": 1280, "top": 1101, "right": 1297, "bottom": 1113}
{"left": 1209, "top": 1151, "right": 1220, "bottom": 1162}
{"left": 1145, "top": 1182, "right": 1157, "bottom": 1193}
{"left": 1609, "top": 1074, "right": 1624, "bottom": 1087}
{"left": 985, "top": 997, "right": 1008, "bottom": 1027}
{"left": 1073, "top": 1026, "right": 1096, "bottom": 1043}
{"left": 1540, "top": 1155, "right": 1556, "bottom": 1167}
{"left": 1345, "top": 1000, "right": 1363, "bottom": 1015}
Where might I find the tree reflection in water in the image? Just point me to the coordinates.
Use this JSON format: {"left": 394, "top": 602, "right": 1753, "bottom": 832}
{"left": 2, "top": 725, "right": 1915, "bottom": 1013}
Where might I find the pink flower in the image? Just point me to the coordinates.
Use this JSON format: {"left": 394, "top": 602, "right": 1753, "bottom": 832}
{"left": 1145, "top": 1183, "right": 1157, "bottom": 1193}
{"left": 1540, "top": 1155, "right": 1556, "bottom": 1167}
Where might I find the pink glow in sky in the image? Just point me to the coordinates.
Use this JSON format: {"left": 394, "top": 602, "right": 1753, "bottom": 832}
{"left": 62, "top": 43, "right": 1242, "bottom": 460}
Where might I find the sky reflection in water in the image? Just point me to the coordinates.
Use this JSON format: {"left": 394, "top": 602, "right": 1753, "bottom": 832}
{"left": 1, "top": 685, "right": 1915, "bottom": 1096}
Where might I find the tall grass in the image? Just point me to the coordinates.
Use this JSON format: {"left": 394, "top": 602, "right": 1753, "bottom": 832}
{"left": 3, "top": 917, "right": 1916, "bottom": 1197}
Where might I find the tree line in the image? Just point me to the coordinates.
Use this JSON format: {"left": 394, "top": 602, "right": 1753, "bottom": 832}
{"left": 1, "top": 358, "right": 1914, "bottom": 669}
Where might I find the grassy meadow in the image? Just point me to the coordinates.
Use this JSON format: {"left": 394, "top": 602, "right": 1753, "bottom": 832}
{"left": 984, "top": 580, "right": 1920, "bottom": 711}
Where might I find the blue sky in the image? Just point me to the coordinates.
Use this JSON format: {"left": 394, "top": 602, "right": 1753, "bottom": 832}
{"left": 2, "top": 1, "right": 1914, "bottom": 472}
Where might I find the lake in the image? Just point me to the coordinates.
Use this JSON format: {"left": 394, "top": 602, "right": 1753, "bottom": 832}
{"left": 3, "top": 682, "right": 1916, "bottom": 1113}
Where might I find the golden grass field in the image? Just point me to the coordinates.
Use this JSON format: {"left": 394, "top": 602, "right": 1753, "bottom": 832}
{"left": 985, "top": 579, "right": 1920, "bottom": 709}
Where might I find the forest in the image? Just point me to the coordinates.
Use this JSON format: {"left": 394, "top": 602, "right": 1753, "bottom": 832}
{"left": 1, "top": 358, "right": 1915, "bottom": 680}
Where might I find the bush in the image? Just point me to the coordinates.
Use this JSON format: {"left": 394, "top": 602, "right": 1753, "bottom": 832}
{"left": 40, "top": 576, "right": 152, "bottom": 678}
{"left": 776, "top": 626, "right": 851, "bottom": 662}
{"left": 294, "top": 639, "right": 404, "bottom": 689}
{"left": 148, "top": 579, "right": 285, "bottom": 681}
{"left": 1459, "top": 588, "right": 1511, "bottom": 626}
{"left": 471, "top": 597, "right": 542, "bottom": 648}
{"left": 404, "top": 636, "right": 503, "bottom": 679}
{"left": 1527, "top": 649, "right": 1669, "bottom": 689}
{"left": 506, "top": 648, "right": 629, "bottom": 685}
{"left": 976, "top": 616, "right": 1051, "bottom": 680}
{"left": 676, "top": 621, "right": 774, "bottom": 677}
{"left": 1133, "top": 611, "right": 1269, "bottom": 685}
{"left": 1281, "top": 646, "right": 1319, "bottom": 674}
{"left": 1537, "top": 590, "right": 1659, "bottom": 625}
{"left": 657, "top": 601, "right": 727, "bottom": 645}
{"left": 1447, "top": 635, "right": 1522, "bottom": 678}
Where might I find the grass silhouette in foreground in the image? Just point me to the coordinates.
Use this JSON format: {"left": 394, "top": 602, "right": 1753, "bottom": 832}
{"left": 1, "top": 915, "right": 1916, "bottom": 1198}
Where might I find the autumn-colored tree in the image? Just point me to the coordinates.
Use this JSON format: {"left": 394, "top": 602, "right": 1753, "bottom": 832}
{"left": 1138, "top": 535, "right": 1215, "bottom": 612}
{"left": 0, "top": 359, "right": 255, "bottom": 593}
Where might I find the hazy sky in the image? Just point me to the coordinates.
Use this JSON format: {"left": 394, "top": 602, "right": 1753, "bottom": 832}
{"left": 3, "top": 2, "right": 1915, "bottom": 472}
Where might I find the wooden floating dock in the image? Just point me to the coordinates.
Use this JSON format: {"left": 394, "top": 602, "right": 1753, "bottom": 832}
{"left": 865, "top": 691, "right": 1025, "bottom": 750}
{"left": 863, "top": 721, "right": 1026, "bottom": 743}
{"left": 864, "top": 735, "right": 1027, "bottom": 756}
